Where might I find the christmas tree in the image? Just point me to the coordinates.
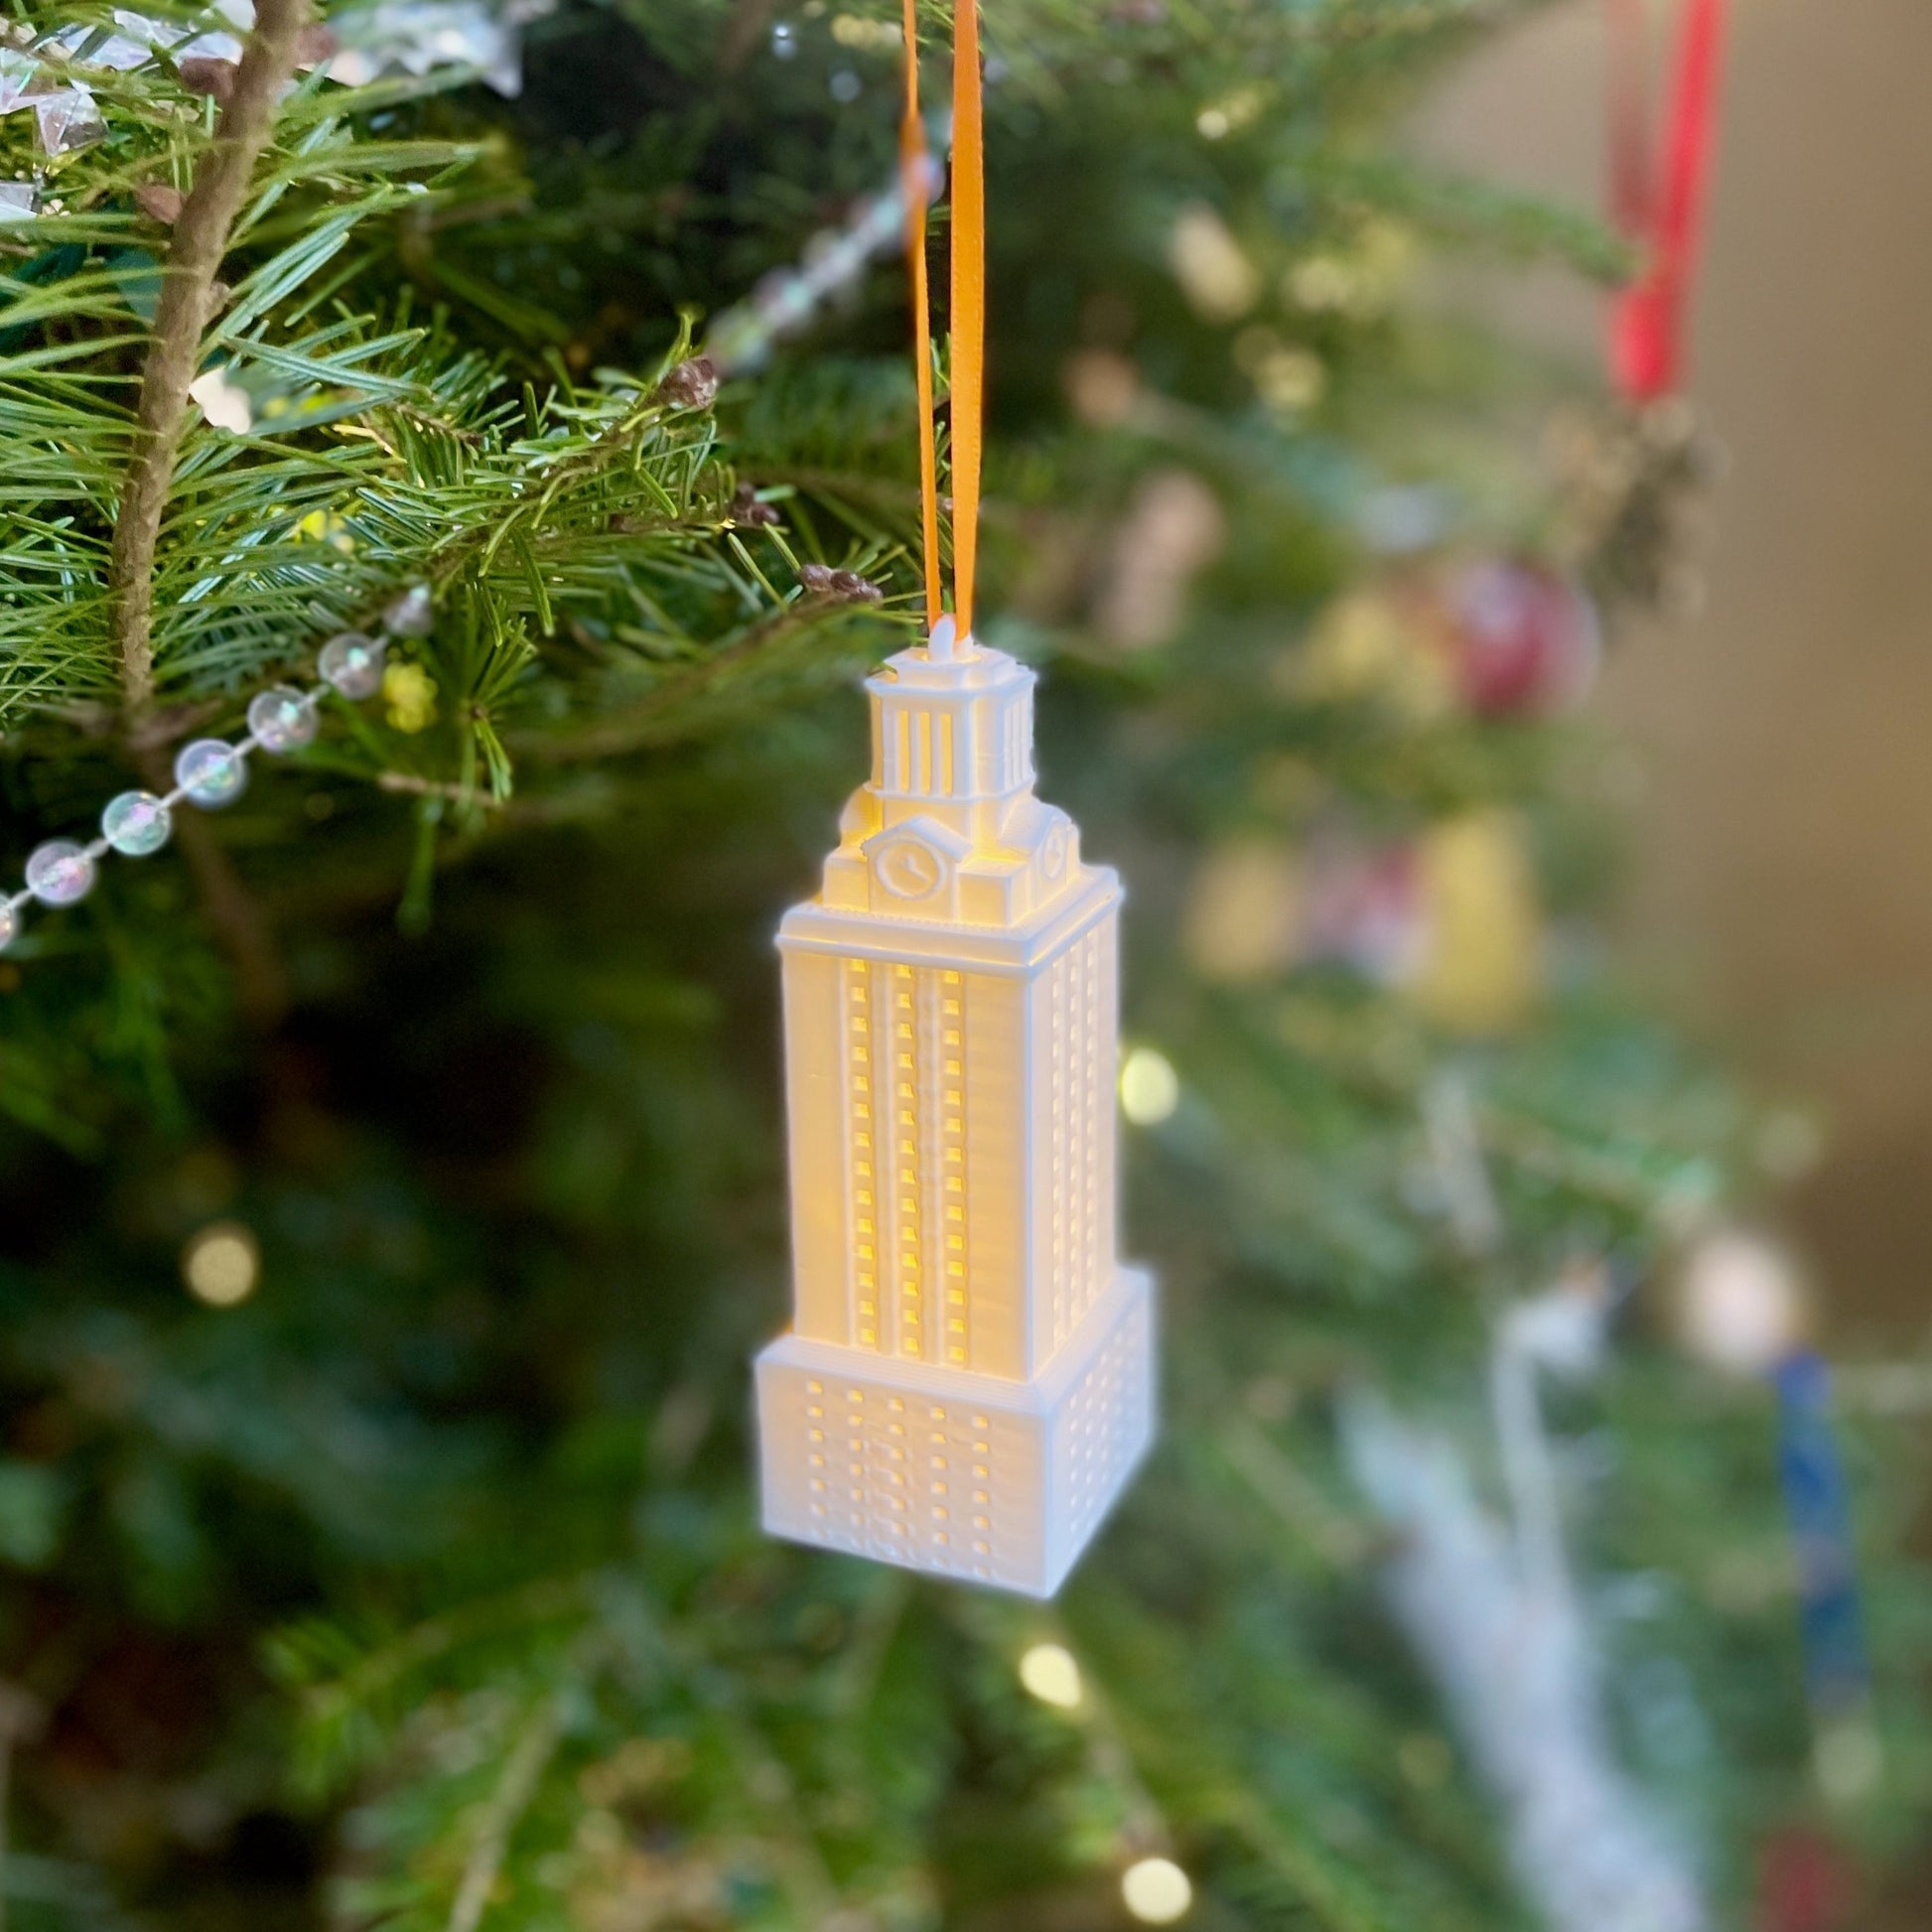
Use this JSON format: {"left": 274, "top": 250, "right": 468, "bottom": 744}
{"left": 0, "top": 3, "right": 1927, "bottom": 1928}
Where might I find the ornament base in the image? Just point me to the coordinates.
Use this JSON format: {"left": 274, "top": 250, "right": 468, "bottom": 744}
{"left": 757, "top": 1265, "right": 1154, "bottom": 1597}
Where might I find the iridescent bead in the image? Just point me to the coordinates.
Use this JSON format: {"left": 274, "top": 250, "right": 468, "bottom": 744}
{"left": 247, "top": 685, "right": 319, "bottom": 754}
{"left": 0, "top": 898, "right": 18, "bottom": 952}
{"left": 317, "top": 630, "right": 385, "bottom": 699}
{"left": 175, "top": 739, "right": 249, "bottom": 809}
{"left": 382, "top": 584, "right": 434, "bottom": 637}
{"left": 25, "top": 839, "right": 94, "bottom": 906}
{"left": 102, "top": 789, "right": 172, "bottom": 856}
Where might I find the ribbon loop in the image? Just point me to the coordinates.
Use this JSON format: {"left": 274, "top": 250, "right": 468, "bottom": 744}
{"left": 1606, "top": 0, "right": 1729, "bottom": 403}
{"left": 900, "top": 0, "right": 984, "bottom": 649}
{"left": 899, "top": 0, "right": 942, "bottom": 633}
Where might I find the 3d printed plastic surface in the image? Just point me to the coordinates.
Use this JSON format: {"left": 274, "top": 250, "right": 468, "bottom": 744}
{"left": 756, "top": 622, "right": 1155, "bottom": 1597}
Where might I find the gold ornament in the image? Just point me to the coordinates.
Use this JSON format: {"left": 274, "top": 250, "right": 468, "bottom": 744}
{"left": 1182, "top": 836, "right": 1303, "bottom": 982}
{"left": 1406, "top": 811, "right": 1542, "bottom": 1035}
{"left": 1286, "top": 589, "right": 1454, "bottom": 719}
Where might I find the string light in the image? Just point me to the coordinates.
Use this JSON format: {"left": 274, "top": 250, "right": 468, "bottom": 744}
{"left": 1121, "top": 1856, "right": 1193, "bottom": 1924}
{"left": 1018, "top": 1643, "right": 1083, "bottom": 1710}
{"left": 182, "top": 1222, "right": 260, "bottom": 1308}
{"left": 1119, "top": 1046, "right": 1179, "bottom": 1127}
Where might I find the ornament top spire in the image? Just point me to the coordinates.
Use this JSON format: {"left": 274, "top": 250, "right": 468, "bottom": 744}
{"left": 925, "top": 612, "right": 967, "bottom": 663}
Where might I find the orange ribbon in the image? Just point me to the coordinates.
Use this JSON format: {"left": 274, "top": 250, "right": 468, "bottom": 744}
{"left": 899, "top": 0, "right": 942, "bottom": 633}
{"left": 901, "top": 0, "right": 985, "bottom": 643}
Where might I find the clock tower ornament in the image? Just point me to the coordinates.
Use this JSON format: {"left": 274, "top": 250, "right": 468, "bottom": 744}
{"left": 755, "top": 618, "right": 1155, "bottom": 1596}
{"left": 754, "top": 0, "right": 1154, "bottom": 1595}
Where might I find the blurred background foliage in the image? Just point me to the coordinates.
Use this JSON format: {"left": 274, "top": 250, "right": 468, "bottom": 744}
{"left": 0, "top": 1, "right": 1927, "bottom": 1928}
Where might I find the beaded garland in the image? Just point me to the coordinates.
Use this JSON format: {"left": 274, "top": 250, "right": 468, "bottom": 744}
{"left": 0, "top": 585, "right": 433, "bottom": 955}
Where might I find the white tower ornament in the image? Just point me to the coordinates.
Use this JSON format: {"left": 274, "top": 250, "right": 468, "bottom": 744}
{"left": 756, "top": 619, "right": 1156, "bottom": 1596}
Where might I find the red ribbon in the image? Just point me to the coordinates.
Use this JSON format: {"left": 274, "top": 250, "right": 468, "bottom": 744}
{"left": 1605, "top": 0, "right": 1729, "bottom": 401}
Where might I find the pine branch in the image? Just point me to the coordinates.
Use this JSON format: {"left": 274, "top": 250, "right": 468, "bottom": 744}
{"left": 107, "top": 0, "right": 314, "bottom": 713}
{"left": 444, "top": 1695, "right": 563, "bottom": 1932}
{"left": 523, "top": 598, "right": 880, "bottom": 766}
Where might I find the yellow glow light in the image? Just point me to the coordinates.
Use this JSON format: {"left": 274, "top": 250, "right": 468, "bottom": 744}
{"left": 382, "top": 661, "right": 438, "bottom": 735}
{"left": 1122, "top": 1856, "right": 1193, "bottom": 1924}
{"left": 183, "top": 1222, "right": 260, "bottom": 1308}
{"left": 1119, "top": 1046, "right": 1178, "bottom": 1127}
{"left": 1018, "top": 1642, "right": 1083, "bottom": 1710}
{"left": 830, "top": 11, "right": 900, "bottom": 48}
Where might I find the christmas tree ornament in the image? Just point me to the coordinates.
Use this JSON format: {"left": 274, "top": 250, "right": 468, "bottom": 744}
{"left": 1182, "top": 826, "right": 1441, "bottom": 990}
{"left": 247, "top": 686, "right": 320, "bottom": 754}
{"left": 1182, "top": 837, "right": 1302, "bottom": 982}
{"left": 1344, "top": 1381, "right": 1707, "bottom": 1932}
{"left": 1445, "top": 558, "right": 1599, "bottom": 718}
{"left": 174, "top": 739, "right": 250, "bottom": 808}
{"left": 1673, "top": 1225, "right": 1810, "bottom": 1377}
{"left": 1092, "top": 468, "right": 1225, "bottom": 651}
{"left": 1406, "top": 811, "right": 1543, "bottom": 1034}
{"left": 1551, "top": 398, "right": 1721, "bottom": 619}
{"left": 1755, "top": 1827, "right": 1856, "bottom": 1932}
{"left": 25, "top": 839, "right": 95, "bottom": 906}
{"left": 1288, "top": 585, "right": 1454, "bottom": 718}
{"left": 1774, "top": 1352, "right": 1874, "bottom": 1780}
{"left": 101, "top": 790, "right": 173, "bottom": 857}
{"left": 756, "top": 0, "right": 1154, "bottom": 1598}
{"left": 1557, "top": 0, "right": 1731, "bottom": 621}
{"left": 1301, "top": 830, "right": 1428, "bottom": 984}
{"left": 1351, "top": 1099, "right": 1707, "bottom": 1932}
{"left": 1672, "top": 1230, "right": 1875, "bottom": 1798}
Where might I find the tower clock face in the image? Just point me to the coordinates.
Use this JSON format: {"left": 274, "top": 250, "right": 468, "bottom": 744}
{"left": 1040, "top": 818, "right": 1070, "bottom": 882}
{"left": 875, "top": 837, "right": 945, "bottom": 900}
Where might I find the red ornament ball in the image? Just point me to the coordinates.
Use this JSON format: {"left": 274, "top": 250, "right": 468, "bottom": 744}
{"left": 1446, "top": 559, "right": 1600, "bottom": 717}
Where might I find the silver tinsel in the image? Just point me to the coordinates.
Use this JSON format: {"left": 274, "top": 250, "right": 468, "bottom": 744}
{"left": 1344, "top": 1385, "right": 1706, "bottom": 1932}
{"left": 0, "top": 2, "right": 554, "bottom": 158}
{"left": 321, "top": 0, "right": 558, "bottom": 98}
{"left": 1342, "top": 1079, "right": 1709, "bottom": 1932}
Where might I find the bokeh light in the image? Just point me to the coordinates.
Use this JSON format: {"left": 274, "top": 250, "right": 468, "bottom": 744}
{"left": 182, "top": 1222, "right": 260, "bottom": 1308}
{"left": 1122, "top": 1856, "right": 1193, "bottom": 1923}
{"left": 1119, "top": 1046, "right": 1179, "bottom": 1126}
{"left": 1018, "top": 1642, "right": 1083, "bottom": 1710}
